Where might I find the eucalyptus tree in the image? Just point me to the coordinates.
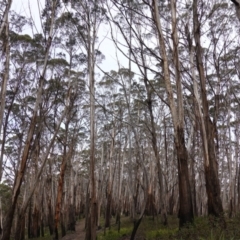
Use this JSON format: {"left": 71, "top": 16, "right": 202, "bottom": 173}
{"left": 53, "top": 105, "right": 81, "bottom": 239}
{"left": 50, "top": 8, "right": 89, "bottom": 239}
{"left": 1, "top": 30, "right": 47, "bottom": 239}
{"left": 192, "top": 0, "right": 224, "bottom": 220}
{"left": 0, "top": 0, "right": 12, "bottom": 182}
{"left": 206, "top": 4, "right": 240, "bottom": 216}
{"left": 171, "top": 0, "right": 240, "bottom": 220}
{"left": 220, "top": 18, "right": 240, "bottom": 217}
{"left": 0, "top": 0, "right": 12, "bottom": 36}
{"left": 0, "top": 182, "right": 11, "bottom": 235}
{"left": 106, "top": 2, "right": 168, "bottom": 231}
{"left": 107, "top": 0, "right": 194, "bottom": 227}
{"left": 119, "top": 71, "right": 150, "bottom": 239}
{"left": 0, "top": 1, "right": 59, "bottom": 239}
{"left": 152, "top": 0, "right": 194, "bottom": 226}
{"left": 97, "top": 71, "right": 131, "bottom": 230}
{"left": 98, "top": 65, "right": 151, "bottom": 238}
{"left": 97, "top": 71, "right": 122, "bottom": 229}
{"left": 60, "top": 1, "right": 106, "bottom": 239}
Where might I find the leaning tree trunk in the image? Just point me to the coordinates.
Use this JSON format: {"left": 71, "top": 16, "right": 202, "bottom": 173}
{"left": 1, "top": 2, "right": 56, "bottom": 238}
{"left": 0, "top": 4, "right": 10, "bottom": 181}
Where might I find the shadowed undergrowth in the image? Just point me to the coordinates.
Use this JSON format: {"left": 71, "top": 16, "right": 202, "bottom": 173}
{"left": 29, "top": 214, "right": 240, "bottom": 240}
{"left": 97, "top": 214, "right": 240, "bottom": 240}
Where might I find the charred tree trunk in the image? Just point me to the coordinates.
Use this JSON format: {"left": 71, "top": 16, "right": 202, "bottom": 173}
{"left": 145, "top": 192, "right": 157, "bottom": 218}
{"left": 28, "top": 202, "right": 32, "bottom": 238}
{"left": 105, "top": 192, "right": 112, "bottom": 228}
{"left": 48, "top": 199, "right": 54, "bottom": 235}
{"left": 68, "top": 204, "right": 76, "bottom": 231}
{"left": 41, "top": 216, "right": 44, "bottom": 237}
{"left": 14, "top": 212, "right": 25, "bottom": 240}
{"left": 32, "top": 205, "right": 40, "bottom": 237}
{"left": 130, "top": 215, "right": 144, "bottom": 240}
{"left": 176, "top": 127, "right": 194, "bottom": 227}
{"left": 1, "top": 201, "right": 17, "bottom": 240}
{"left": 203, "top": 119, "right": 223, "bottom": 218}
{"left": 61, "top": 212, "right": 66, "bottom": 237}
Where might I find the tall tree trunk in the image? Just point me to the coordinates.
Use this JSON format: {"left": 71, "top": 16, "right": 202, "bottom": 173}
{"left": 193, "top": 0, "right": 224, "bottom": 221}
{"left": 48, "top": 198, "right": 54, "bottom": 235}
{"left": 145, "top": 90, "right": 167, "bottom": 224}
{"left": 130, "top": 149, "right": 149, "bottom": 240}
{"left": 32, "top": 205, "right": 40, "bottom": 238}
{"left": 237, "top": 163, "right": 240, "bottom": 211}
{"left": 54, "top": 158, "right": 67, "bottom": 240}
{"left": 54, "top": 135, "right": 73, "bottom": 240}
{"left": 67, "top": 168, "right": 77, "bottom": 232}
{"left": 1, "top": 2, "right": 56, "bottom": 237}
{"left": 85, "top": 21, "right": 97, "bottom": 239}
{"left": 0, "top": 6, "right": 10, "bottom": 182}
{"left": 175, "top": 128, "right": 194, "bottom": 226}
{"left": 0, "top": 198, "right": 2, "bottom": 236}
{"left": 152, "top": 0, "right": 194, "bottom": 227}
{"left": 105, "top": 127, "right": 115, "bottom": 228}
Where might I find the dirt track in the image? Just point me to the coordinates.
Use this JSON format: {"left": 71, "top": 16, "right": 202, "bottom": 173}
{"left": 61, "top": 220, "right": 85, "bottom": 240}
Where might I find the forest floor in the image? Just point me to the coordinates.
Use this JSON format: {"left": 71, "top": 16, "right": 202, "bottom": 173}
{"left": 34, "top": 214, "right": 240, "bottom": 240}
{"left": 61, "top": 220, "right": 85, "bottom": 240}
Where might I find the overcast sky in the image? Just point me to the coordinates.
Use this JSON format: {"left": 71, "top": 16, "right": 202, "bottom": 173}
{"left": 11, "top": 0, "right": 136, "bottom": 75}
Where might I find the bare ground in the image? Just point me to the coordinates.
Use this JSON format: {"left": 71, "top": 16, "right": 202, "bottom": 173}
{"left": 61, "top": 220, "right": 85, "bottom": 240}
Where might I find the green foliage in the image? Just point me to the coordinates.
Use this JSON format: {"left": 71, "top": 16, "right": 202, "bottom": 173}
{"left": 98, "top": 228, "right": 132, "bottom": 240}
{"left": 30, "top": 234, "right": 52, "bottom": 240}
{"left": 47, "top": 58, "right": 69, "bottom": 67}
{"left": 146, "top": 228, "right": 178, "bottom": 239}
{"left": 10, "top": 32, "right": 33, "bottom": 44}
{"left": 0, "top": 182, "right": 12, "bottom": 212}
{"left": 96, "top": 215, "right": 240, "bottom": 240}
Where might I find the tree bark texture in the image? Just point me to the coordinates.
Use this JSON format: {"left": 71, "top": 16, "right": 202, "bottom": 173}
{"left": 54, "top": 149, "right": 70, "bottom": 240}
{"left": 193, "top": 0, "right": 224, "bottom": 220}
{"left": 152, "top": 0, "right": 194, "bottom": 227}
{"left": 175, "top": 127, "right": 194, "bottom": 227}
